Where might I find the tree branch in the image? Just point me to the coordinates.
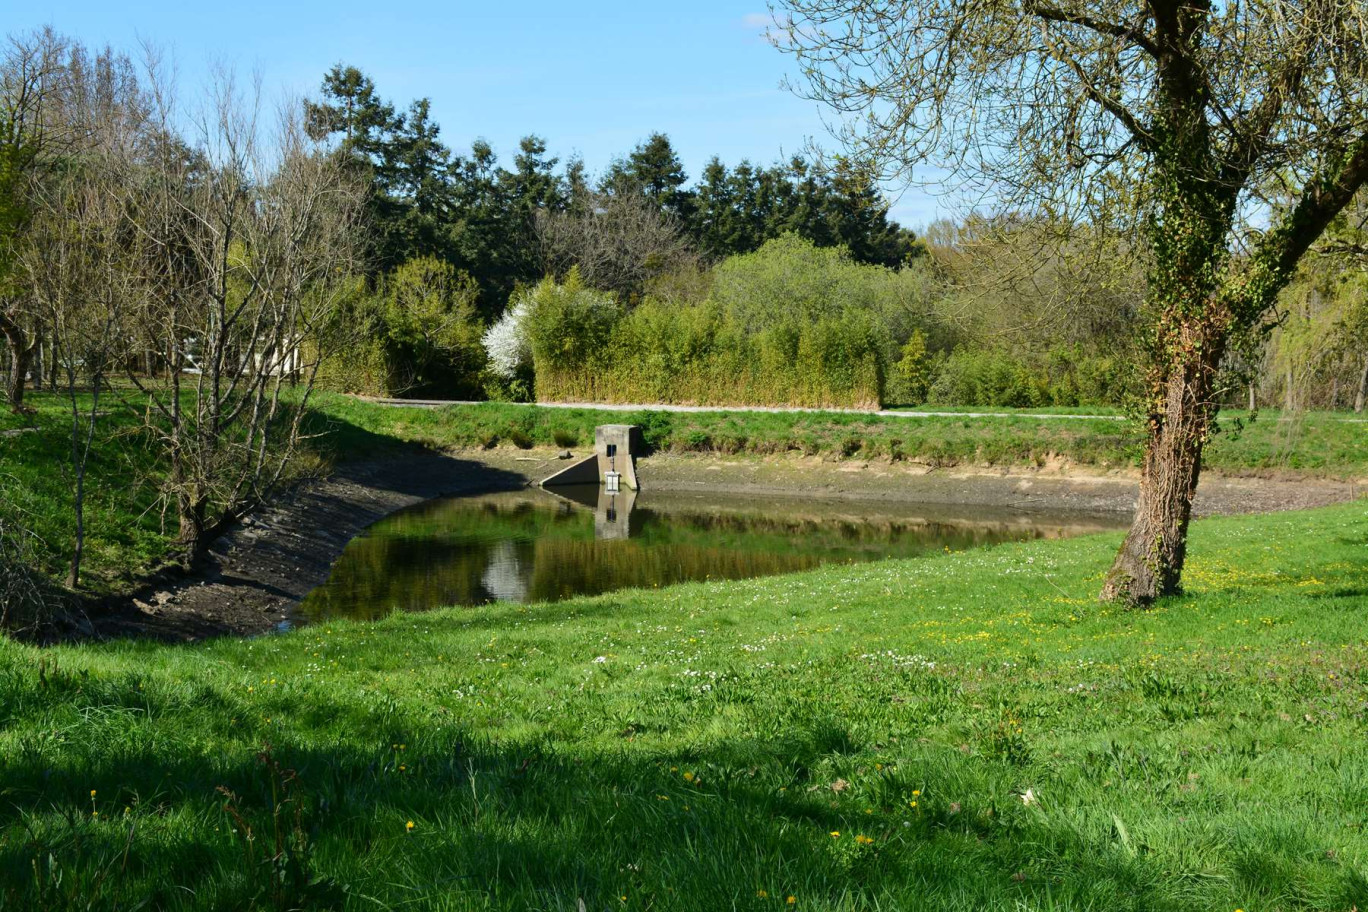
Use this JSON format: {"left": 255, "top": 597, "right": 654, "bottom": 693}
{"left": 1026, "top": 1, "right": 1160, "bottom": 58}
{"left": 1225, "top": 131, "right": 1368, "bottom": 319}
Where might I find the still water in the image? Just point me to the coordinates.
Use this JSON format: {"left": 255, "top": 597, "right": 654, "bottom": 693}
{"left": 297, "top": 485, "right": 1124, "bottom": 623}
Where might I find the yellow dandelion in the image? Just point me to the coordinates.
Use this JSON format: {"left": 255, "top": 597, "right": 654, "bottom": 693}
{"left": 829, "top": 830, "right": 840, "bottom": 838}
{"left": 683, "top": 771, "right": 695, "bottom": 782}
{"left": 405, "top": 820, "right": 415, "bottom": 832}
{"left": 757, "top": 890, "right": 769, "bottom": 898}
{"left": 90, "top": 790, "right": 97, "bottom": 798}
{"left": 787, "top": 897, "right": 796, "bottom": 905}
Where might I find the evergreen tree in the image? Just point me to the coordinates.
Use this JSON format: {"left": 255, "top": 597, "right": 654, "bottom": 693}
{"left": 388, "top": 97, "right": 455, "bottom": 267}
{"left": 304, "top": 64, "right": 398, "bottom": 169}
{"left": 605, "top": 132, "right": 692, "bottom": 220}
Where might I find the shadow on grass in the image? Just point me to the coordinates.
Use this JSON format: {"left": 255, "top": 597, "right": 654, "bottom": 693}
{"left": 4, "top": 700, "right": 1367, "bottom": 912}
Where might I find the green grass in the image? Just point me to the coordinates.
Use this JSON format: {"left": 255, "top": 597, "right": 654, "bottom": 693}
{"left": 0, "top": 393, "right": 168, "bottom": 593}
{"left": 1, "top": 501, "right": 1367, "bottom": 910}
{"left": 316, "top": 393, "right": 1368, "bottom": 477}
{"left": 0, "top": 391, "right": 410, "bottom": 593}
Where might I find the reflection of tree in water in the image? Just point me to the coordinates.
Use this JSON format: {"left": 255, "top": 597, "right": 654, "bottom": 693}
{"left": 299, "top": 490, "right": 1120, "bottom": 623}
{"left": 526, "top": 538, "right": 825, "bottom": 602}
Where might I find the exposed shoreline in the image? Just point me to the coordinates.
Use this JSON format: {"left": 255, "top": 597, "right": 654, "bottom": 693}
{"left": 80, "top": 446, "right": 1362, "bottom": 642}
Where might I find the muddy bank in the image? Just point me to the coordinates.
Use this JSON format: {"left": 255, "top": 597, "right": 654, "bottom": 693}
{"left": 85, "top": 447, "right": 1361, "bottom": 642}
{"left": 88, "top": 450, "right": 529, "bottom": 641}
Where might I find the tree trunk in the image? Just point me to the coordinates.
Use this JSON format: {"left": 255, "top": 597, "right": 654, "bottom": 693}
{"left": 1356, "top": 354, "right": 1368, "bottom": 414}
{"left": 31, "top": 336, "right": 42, "bottom": 391}
{"left": 1248, "top": 381, "right": 1256, "bottom": 412}
{"left": 5, "top": 340, "right": 34, "bottom": 412}
{"left": 1284, "top": 365, "right": 1295, "bottom": 412}
{"left": 1102, "top": 322, "right": 1224, "bottom": 606}
{"left": 1, "top": 314, "right": 36, "bottom": 413}
{"left": 176, "top": 488, "right": 208, "bottom": 562}
{"left": 68, "top": 457, "right": 85, "bottom": 589}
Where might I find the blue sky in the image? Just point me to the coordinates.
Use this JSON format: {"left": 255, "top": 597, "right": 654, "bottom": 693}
{"left": 28, "top": 0, "right": 942, "bottom": 226}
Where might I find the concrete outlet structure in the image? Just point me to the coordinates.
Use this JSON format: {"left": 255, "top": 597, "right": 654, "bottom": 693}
{"left": 541, "top": 424, "right": 641, "bottom": 490}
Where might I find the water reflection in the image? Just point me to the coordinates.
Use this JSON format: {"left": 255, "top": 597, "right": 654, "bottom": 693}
{"left": 296, "top": 486, "right": 1125, "bottom": 623}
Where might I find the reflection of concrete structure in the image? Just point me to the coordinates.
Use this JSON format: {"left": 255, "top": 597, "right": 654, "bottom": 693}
{"left": 541, "top": 483, "right": 637, "bottom": 541}
{"left": 480, "top": 540, "right": 529, "bottom": 601}
{"left": 541, "top": 424, "right": 641, "bottom": 490}
{"left": 595, "top": 489, "right": 636, "bottom": 541}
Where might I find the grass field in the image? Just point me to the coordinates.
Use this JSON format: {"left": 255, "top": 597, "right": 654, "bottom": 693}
{"left": 1, "top": 501, "right": 1366, "bottom": 910}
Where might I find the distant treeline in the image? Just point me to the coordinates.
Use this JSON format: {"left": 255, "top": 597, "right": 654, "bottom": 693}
{"left": 300, "top": 63, "right": 1367, "bottom": 413}
{"left": 303, "top": 65, "right": 919, "bottom": 308}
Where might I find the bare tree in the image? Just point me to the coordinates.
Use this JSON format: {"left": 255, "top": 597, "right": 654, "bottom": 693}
{"left": 775, "top": 0, "right": 1368, "bottom": 604}
{"left": 22, "top": 43, "right": 142, "bottom": 588}
{"left": 535, "top": 188, "right": 699, "bottom": 301}
{"left": 0, "top": 28, "right": 67, "bottom": 413}
{"left": 125, "top": 60, "right": 364, "bottom": 558}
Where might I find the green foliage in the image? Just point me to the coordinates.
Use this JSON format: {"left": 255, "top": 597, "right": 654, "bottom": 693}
{"left": 522, "top": 268, "right": 623, "bottom": 383}
{"left": 318, "top": 258, "right": 487, "bottom": 399}
{"left": 886, "top": 330, "right": 931, "bottom": 405}
{"left": 928, "top": 346, "right": 1133, "bottom": 409}
{"left": 382, "top": 257, "right": 487, "bottom": 397}
{"left": 2, "top": 502, "right": 1368, "bottom": 908}
{"left": 527, "top": 236, "right": 900, "bottom": 408}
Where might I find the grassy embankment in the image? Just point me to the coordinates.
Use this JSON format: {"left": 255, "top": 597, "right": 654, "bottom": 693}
{"left": 3, "top": 390, "right": 1364, "bottom": 592}
{"left": 0, "top": 501, "right": 1366, "bottom": 909}
{"left": 320, "top": 393, "right": 1368, "bottom": 476}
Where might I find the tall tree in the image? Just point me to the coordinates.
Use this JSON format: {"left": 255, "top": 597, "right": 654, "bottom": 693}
{"left": 390, "top": 97, "right": 454, "bottom": 264}
{"left": 305, "top": 64, "right": 404, "bottom": 270}
{"left": 0, "top": 28, "right": 65, "bottom": 413}
{"left": 304, "top": 64, "right": 397, "bottom": 166}
{"left": 777, "top": 0, "right": 1368, "bottom": 605}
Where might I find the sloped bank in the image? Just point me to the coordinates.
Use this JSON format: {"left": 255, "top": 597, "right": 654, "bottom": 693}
{"left": 87, "top": 451, "right": 530, "bottom": 641}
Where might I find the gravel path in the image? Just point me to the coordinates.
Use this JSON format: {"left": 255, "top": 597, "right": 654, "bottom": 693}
{"left": 354, "top": 396, "right": 1127, "bottom": 421}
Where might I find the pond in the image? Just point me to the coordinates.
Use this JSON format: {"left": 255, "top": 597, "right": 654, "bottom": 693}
{"left": 297, "top": 484, "right": 1126, "bottom": 623}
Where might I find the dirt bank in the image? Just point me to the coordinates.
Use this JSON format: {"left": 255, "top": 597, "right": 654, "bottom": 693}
{"left": 617, "top": 451, "right": 1364, "bottom": 517}
{"left": 82, "top": 447, "right": 1361, "bottom": 642}
{"left": 87, "top": 450, "right": 528, "bottom": 641}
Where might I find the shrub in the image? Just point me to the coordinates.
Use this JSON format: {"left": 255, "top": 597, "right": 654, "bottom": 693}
{"left": 522, "top": 238, "right": 891, "bottom": 409}
{"left": 886, "top": 330, "right": 931, "bottom": 405}
{"left": 552, "top": 429, "right": 579, "bottom": 448}
{"left": 927, "top": 346, "right": 1135, "bottom": 408}
{"left": 482, "top": 295, "right": 534, "bottom": 400}
{"left": 523, "top": 268, "right": 623, "bottom": 402}
{"left": 317, "top": 259, "right": 487, "bottom": 399}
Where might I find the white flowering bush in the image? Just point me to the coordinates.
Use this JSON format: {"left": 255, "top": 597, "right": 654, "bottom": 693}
{"left": 482, "top": 296, "right": 533, "bottom": 383}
